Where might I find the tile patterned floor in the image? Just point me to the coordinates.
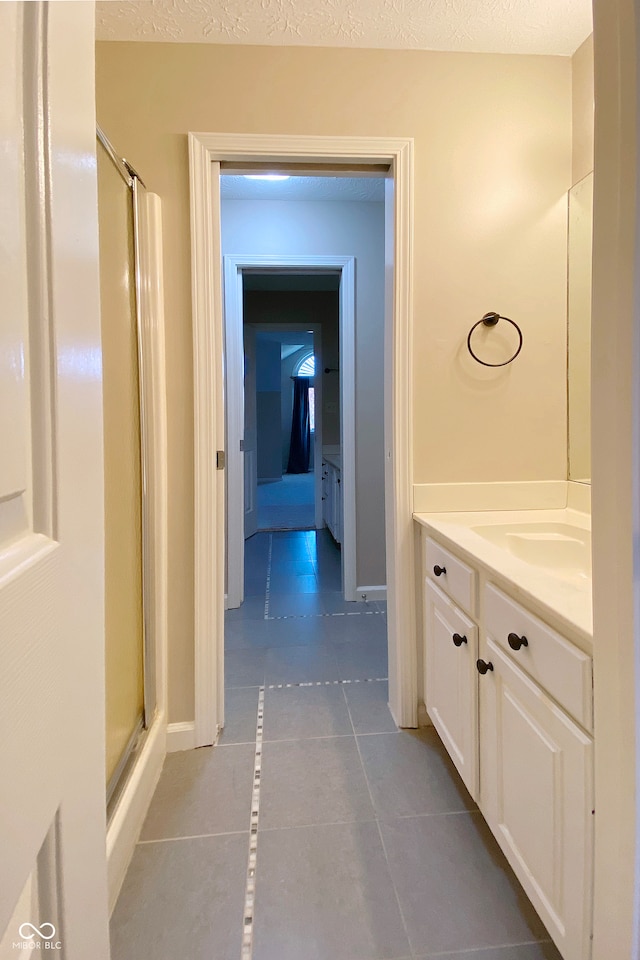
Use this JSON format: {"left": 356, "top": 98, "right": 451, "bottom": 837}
{"left": 110, "top": 530, "right": 561, "bottom": 960}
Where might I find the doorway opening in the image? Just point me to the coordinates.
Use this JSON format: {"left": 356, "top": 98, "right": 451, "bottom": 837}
{"left": 253, "top": 327, "right": 319, "bottom": 533}
{"left": 223, "top": 254, "right": 357, "bottom": 610}
{"left": 188, "top": 133, "right": 416, "bottom": 746}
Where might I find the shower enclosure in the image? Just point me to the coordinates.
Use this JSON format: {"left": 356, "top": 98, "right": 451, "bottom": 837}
{"left": 97, "top": 128, "right": 155, "bottom": 811}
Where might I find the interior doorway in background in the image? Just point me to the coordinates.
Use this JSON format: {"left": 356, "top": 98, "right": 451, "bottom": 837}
{"left": 238, "top": 273, "right": 341, "bottom": 544}
{"left": 251, "top": 323, "right": 322, "bottom": 532}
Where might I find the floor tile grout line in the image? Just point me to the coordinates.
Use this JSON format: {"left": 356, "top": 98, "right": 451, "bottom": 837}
{"left": 264, "top": 616, "right": 383, "bottom": 622}
{"left": 262, "top": 733, "right": 356, "bottom": 744}
{"left": 240, "top": 684, "right": 265, "bottom": 960}
{"left": 347, "top": 689, "right": 415, "bottom": 957}
{"left": 137, "top": 829, "right": 249, "bottom": 845}
{"left": 229, "top": 610, "right": 383, "bottom": 623}
{"left": 226, "top": 678, "right": 389, "bottom": 692}
{"left": 252, "top": 809, "right": 482, "bottom": 836}
{"left": 264, "top": 677, "right": 389, "bottom": 689}
{"left": 415, "top": 938, "right": 556, "bottom": 958}
{"left": 258, "top": 817, "right": 380, "bottom": 834}
{"left": 340, "top": 681, "right": 357, "bottom": 738}
{"left": 263, "top": 535, "right": 273, "bottom": 620}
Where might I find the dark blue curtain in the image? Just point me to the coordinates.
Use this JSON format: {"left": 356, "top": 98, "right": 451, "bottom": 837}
{"left": 287, "top": 377, "right": 311, "bottom": 474}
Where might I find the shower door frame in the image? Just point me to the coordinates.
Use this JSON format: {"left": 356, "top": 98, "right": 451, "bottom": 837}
{"left": 97, "top": 127, "right": 169, "bottom": 913}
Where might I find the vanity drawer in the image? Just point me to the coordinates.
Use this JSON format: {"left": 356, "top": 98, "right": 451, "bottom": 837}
{"left": 424, "top": 536, "right": 477, "bottom": 617}
{"left": 484, "top": 583, "right": 593, "bottom": 731}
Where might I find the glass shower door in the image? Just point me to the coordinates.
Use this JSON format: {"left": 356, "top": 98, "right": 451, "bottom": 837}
{"left": 97, "top": 137, "right": 145, "bottom": 800}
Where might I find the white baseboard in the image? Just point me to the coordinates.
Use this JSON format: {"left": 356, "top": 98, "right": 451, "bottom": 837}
{"left": 106, "top": 712, "right": 166, "bottom": 915}
{"left": 167, "top": 720, "right": 197, "bottom": 752}
{"left": 413, "top": 480, "right": 568, "bottom": 514}
{"left": 355, "top": 584, "right": 387, "bottom": 602}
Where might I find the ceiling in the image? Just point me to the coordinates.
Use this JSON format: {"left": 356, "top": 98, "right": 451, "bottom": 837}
{"left": 96, "top": 0, "right": 592, "bottom": 56}
{"left": 221, "top": 176, "right": 385, "bottom": 203}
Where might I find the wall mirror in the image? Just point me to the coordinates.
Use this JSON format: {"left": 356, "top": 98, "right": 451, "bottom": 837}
{"left": 567, "top": 171, "right": 593, "bottom": 483}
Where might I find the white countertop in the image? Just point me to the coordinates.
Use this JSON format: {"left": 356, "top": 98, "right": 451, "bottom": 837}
{"left": 322, "top": 449, "right": 342, "bottom": 470}
{"left": 414, "top": 508, "right": 593, "bottom": 652}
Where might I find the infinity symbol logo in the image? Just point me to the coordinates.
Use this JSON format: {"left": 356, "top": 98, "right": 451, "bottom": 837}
{"left": 18, "top": 922, "right": 56, "bottom": 940}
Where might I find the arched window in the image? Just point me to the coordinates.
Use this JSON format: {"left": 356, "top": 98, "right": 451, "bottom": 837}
{"left": 293, "top": 352, "right": 316, "bottom": 433}
{"left": 296, "top": 353, "right": 315, "bottom": 377}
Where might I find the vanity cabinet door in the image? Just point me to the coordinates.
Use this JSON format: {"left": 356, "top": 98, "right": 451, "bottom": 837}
{"left": 424, "top": 581, "right": 479, "bottom": 800}
{"left": 323, "top": 462, "right": 334, "bottom": 535}
{"left": 332, "top": 467, "right": 342, "bottom": 545}
{"left": 479, "top": 638, "right": 594, "bottom": 960}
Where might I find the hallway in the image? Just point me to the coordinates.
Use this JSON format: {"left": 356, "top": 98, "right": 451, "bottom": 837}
{"left": 110, "top": 530, "right": 560, "bottom": 960}
{"left": 257, "top": 473, "right": 315, "bottom": 532}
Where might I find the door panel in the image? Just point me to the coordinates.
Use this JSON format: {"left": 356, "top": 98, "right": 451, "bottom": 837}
{"left": 0, "top": 3, "right": 109, "bottom": 955}
{"left": 97, "top": 141, "right": 145, "bottom": 790}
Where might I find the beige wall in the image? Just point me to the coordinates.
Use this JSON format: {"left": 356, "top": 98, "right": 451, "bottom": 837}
{"left": 572, "top": 34, "right": 595, "bottom": 184}
{"left": 96, "top": 42, "right": 572, "bottom": 722}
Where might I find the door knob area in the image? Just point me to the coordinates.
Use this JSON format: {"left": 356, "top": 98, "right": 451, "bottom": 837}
{"left": 507, "top": 632, "right": 528, "bottom": 651}
{"left": 433, "top": 564, "right": 446, "bottom": 577}
{"left": 476, "top": 658, "right": 494, "bottom": 675}
{"left": 452, "top": 633, "right": 467, "bottom": 647}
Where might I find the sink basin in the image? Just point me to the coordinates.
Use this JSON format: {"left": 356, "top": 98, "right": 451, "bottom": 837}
{"left": 471, "top": 522, "right": 591, "bottom": 579}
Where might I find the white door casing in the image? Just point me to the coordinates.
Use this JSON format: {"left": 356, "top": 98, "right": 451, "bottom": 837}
{"left": 243, "top": 323, "right": 258, "bottom": 542}
{"left": 590, "top": 1, "right": 640, "bottom": 954}
{"left": 190, "top": 134, "right": 415, "bottom": 745}
{"left": 0, "top": 2, "right": 110, "bottom": 956}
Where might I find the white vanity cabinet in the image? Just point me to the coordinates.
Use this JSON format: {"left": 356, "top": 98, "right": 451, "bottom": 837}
{"left": 422, "top": 531, "right": 594, "bottom": 960}
{"left": 423, "top": 541, "right": 479, "bottom": 799}
{"left": 479, "top": 636, "right": 593, "bottom": 960}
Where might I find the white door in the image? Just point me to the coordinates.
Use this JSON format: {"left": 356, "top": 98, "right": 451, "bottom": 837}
{"left": 0, "top": 3, "right": 110, "bottom": 957}
{"left": 244, "top": 322, "right": 258, "bottom": 540}
{"left": 424, "top": 581, "right": 478, "bottom": 799}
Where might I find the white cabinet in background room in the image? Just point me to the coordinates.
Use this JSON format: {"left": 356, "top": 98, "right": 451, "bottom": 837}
{"left": 422, "top": 532, "right": 594, "bottom": 960}
{"left": 322, "top": 459, "right": 342, "bottom": 544}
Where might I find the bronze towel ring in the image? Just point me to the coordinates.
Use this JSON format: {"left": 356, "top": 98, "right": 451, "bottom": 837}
{"left": 467, "top": 311, "right": 523, "bottom": 367}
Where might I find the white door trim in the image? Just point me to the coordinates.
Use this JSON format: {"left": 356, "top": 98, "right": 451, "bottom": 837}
{"left": 224, "top": 256, "right": 355, "bottom": 608}
{"left": 189, "top": 133, "right": 416, "bottom": 746}
{"left": 590, "top": 0, "right": 640, "bottom": 952}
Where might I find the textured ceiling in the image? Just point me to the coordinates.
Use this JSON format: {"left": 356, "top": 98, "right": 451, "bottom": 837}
{"left": 221, "top": 176, "right": 385, "bottom": 202}
{"left": 96, "top": 0, "right": 592, "bottom": 56}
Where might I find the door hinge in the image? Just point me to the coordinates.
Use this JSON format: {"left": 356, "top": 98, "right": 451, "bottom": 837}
{"left": 216, "top": 450, "right": 225, "bottom": 470}
{"left": 239, "top": 439, "right": 245, "bottom": 452}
